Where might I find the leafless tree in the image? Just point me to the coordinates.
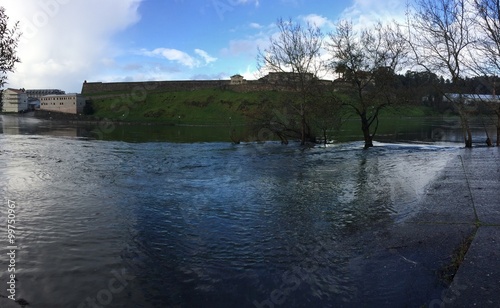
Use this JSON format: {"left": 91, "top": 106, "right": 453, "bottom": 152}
{"left": 257, "top": 18, "right": 325, "bottom": 145}
{"left": 472, "top": 0, "right": 500, "bottom": 145}
{"left": 474, "top": 0, "right": 500, "bottom": 73}
{"left": 326, "top": 21, "right": 408, "bottom": 149}
{"left": 0, "top": 6, "right": 20, "bottom": 112}
{"left": 0, "top": 6, "right": 21, "bottom": 88}
{"left": 309, "top": 82, "right": 346, "bottom": 145}
{"left": 407, "top": 0, "right": 476, "bottom": 147}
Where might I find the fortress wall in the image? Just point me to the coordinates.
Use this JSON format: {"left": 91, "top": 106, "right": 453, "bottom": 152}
{"left": 228, "top": 81, "right": 277, "bottom": 93}
{"left": 81, "top": 80, "right": 232, "bottom": 95}
{"left": 81, "top": 78, "right": 331, "bottom": 96}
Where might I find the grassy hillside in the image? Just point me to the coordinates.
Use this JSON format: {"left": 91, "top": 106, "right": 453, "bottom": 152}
{"left": 86, "top": 87, "right": 441, "bottom": 126}
{"left": 86, "top": 88, "right": 287, "bottom": 125}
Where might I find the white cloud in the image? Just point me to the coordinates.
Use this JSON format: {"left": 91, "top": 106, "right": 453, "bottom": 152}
{"left": 2, "top": 0, "right": 142, "bottom": 93}
{"left": 341, "top": 0, "right": 407, "bottom": 27}
{"left": 141, "top": 48, "right": 198, "bottom": 68}
{"left": 194, "top": 49, "right": 217, "bottom": 65}
{"left": 249, "top": 22, "right": 263, "bottom": 29}
{"left": 234, "top": 0, "right": 260, "bottom": 7}
{"left": 301, "top": 14, "right": 334, "bottom": 28}
{"left": 140, "top": 48, "right": 218, "bottom": 68}
{"left": 221, "top": 36, "right": 269, "bottom": 58}
{"left": 240, "top": 65, "right": 260, "bottom": 80}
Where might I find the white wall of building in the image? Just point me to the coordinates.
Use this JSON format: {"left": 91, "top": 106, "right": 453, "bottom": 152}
{"left": 2, "top": 89, "right": 29, "bottom": 113}
{"left": 40, "top": 94, "right": 86, "bottom": 114}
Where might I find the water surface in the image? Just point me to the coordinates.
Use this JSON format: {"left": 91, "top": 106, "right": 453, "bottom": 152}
{"left": 1, "top": 113, "right": 497, "bottom": 144}
{"left": 0, "top": 116, "right": 462, "bottom": 307}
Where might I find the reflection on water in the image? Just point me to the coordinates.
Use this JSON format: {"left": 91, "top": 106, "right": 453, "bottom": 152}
{"left": 0, "top": 122, "right": 460, "bottom": 307}
{"left": 1, "top": 113, "right": 498, "bottom": 144}
{"left": 1, "top": 115, "right": 82, "bottom": 139}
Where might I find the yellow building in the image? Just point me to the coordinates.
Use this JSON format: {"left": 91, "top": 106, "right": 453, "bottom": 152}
{"left": 40, "top": 94, "right": 86, "bottom": 114}
{"left": 2, "top": 88, "right": 29, "bottom": 113}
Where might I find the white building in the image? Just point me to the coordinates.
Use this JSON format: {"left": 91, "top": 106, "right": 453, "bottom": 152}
{"left": 40, "top": 93, "right": 86, "bottom": 114}
{"left": 444, "top": 93, "right": 500, "bottom": 105}
{"left": 1, "top": 88, "right": 29, "bottom": 113}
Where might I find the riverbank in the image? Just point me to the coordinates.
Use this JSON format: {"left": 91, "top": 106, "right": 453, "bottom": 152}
{"left": 365, "top": 147, "right": 500, "bottom": 307}
{"left": 9, "top": 101, "right": 447, "bottom": 129}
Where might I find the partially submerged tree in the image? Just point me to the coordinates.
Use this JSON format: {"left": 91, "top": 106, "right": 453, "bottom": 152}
{"left": 309, "top": 82, "right": 346, "bottom": 145}
{"left": 326, "top": 21, "right": 408, "bottom": 149}
{"left": 257, "top": 18, "right": 326, "bottom": 145}
{"left": 406, "top": 0, "right": 476, "bottom": 147}
{"left": 473, "top": 0, "right": 500, "bottom": 145}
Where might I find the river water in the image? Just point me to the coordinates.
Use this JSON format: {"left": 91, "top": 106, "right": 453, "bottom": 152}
{"left": 0, "top": 115, "right": 491, "bottom": 307}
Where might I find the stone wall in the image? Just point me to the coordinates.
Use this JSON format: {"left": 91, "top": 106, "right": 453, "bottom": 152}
{"left": 81, "top": 80, "right": 231, "bottom": 95}
{"left": 228, "top": 81, "right": 283, "bottom": 93}
{"left": 81, "top": 77, "right": 333, "bottom": 95}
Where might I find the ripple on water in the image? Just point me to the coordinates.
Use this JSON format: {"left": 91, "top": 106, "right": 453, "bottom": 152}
{"left": 0, "top": 135, "right": 458, "bottom": 307}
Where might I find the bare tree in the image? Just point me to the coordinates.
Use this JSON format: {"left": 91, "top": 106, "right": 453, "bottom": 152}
{"left": 257, "top": 18, "right": 325, "bottom": 145}
{"left": 473, "top": 0, "right": 500, "bottom": 145}
{"left": 407, "top": 0, "right": 476, "bottom": 147}
{"left": 474, "top": 0, "right": 500, "bottom": 72}
{"left": 0, "top": 6, "right": 20, "bottom": 111}
{"left": 0, "top": 6, "right": 21, "bottom": 88}
{"left": 326, "top": 21, "right": 408, "bottom": 149}
{"left": 309, "top": 82, "right": 346, "bottom": 145}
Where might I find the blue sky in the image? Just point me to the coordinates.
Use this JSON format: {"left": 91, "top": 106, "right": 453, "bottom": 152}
{"left": 3, "top": 0, "right": 409, "bottom": 93}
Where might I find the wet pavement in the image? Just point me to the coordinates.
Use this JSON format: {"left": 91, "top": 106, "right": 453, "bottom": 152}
{"left": 441, "top": 148, "right": 500, "bottom": 307}
{"left": 317, "top": 146, "right": 500, "bottom": 307}
{"left": 397, "top": 147, "right": 500, "bottom": 307}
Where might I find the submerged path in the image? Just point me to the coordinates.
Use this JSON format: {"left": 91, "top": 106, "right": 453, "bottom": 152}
{"left": 440, "top": 148, "right": 500, "bottom": 307}
{"left": 395, "top": 147, "right": 500, "bottom": 307}
{"left": 343, "top": 146, "right": 500, "bottom": 307}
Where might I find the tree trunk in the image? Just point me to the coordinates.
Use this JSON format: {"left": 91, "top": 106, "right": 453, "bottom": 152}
{"left": 300, "top": 105, "right": 306, "bottom": 146}
{"left": 363, "top": 130, "right": 374, "bottom": 149}
{"left": 361, "top": 113, "right": 373, "bottom": 149}
{"left": 458, "top": 107, "right": 472, "bottom": 148}
{"left": 497, "top": 111, "right": 500, "bottom": 147}
{"left": 465, "top": 121, "right": 473, "bottom": 148}
{"left": 463, "top": 125, "right": 472, "bottom": 148}
{"left": 497, "top": 125, "right": 500, "bottom": 147}
{"left": 300, "top": 116, "right": 306, "bottom": 145}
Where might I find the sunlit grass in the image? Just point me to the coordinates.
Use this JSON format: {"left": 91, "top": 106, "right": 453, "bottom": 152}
{"left": 86, "top": 88, "right": 442, "bottom": 125}
{"left": 87, "top": 88, "right": 287, "bottom": 124}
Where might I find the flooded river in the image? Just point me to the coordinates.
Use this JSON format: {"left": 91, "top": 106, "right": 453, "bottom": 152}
{"left": 0, "top": 115, "right": 488, "bottom": 307}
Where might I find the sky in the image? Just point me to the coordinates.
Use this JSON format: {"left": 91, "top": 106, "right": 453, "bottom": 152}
{"left": 2, "top": 0, "right": 409, "bottom": 93}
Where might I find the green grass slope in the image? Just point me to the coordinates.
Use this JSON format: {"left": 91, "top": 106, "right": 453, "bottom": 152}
{"left": 86, "top": 87, "right": 440, "bottom": 127}
{"left": 86, "top": 88, "right": 285, "bottom": 125}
